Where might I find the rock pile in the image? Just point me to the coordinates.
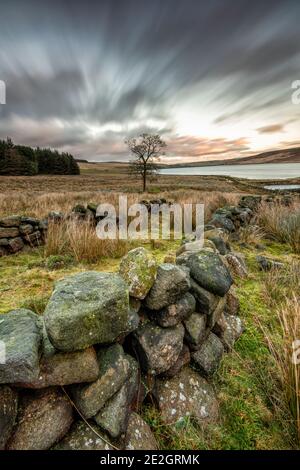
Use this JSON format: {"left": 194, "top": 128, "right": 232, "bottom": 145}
{"left": 0, "top": 233, "right": 246, "bottom": 450}
{"left": 0, "top": 216, "right": 47, "bottom": 257}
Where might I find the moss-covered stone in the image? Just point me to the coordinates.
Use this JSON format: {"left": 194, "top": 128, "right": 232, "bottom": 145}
{"left": 133, "top": 322, "right": 184, "bottom": 375}
{"left": 119, "top": 247, "right": 157, "bottom": 299}
{"left": 0, "top": 308, "right": 41, "bottom": 384}
{"left": 145, "top": 264, "right": 190, "bottom": 310}
{"left": 155, "top": 367, "right": 219, "bottom": 427}
{"left": 44, "top": 271, "right": 130, "bottom": 351}
{"left": 71, "top": 344, "right": 131, "bottom": 418}
{"left": 184, "top": 250, "right": 233, "bottom": 296}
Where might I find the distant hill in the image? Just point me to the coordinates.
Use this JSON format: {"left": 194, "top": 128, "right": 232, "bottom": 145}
{"left": 220, "top": 147, "right": 300, "bottom": 165}
{"left": 159, "top": 147, "right": 300, "bottom": 168}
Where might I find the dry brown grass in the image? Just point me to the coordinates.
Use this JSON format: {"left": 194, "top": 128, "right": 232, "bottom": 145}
{"left": 44, "top": 220, "right": 131, "bottom": 263}
{"left": 259, "top": 261, "right": 300, "bottom": 444}
{"left": 256, "top": 201, "right": 300, "bottom": 253}
{"left": 238, "top": 224, "right": 266, "bottom": 245}
{"left": 260, "top": 295, "right": 300, "bottom": 444}
{"left": 0, "top": 188, "right": 240, "bottom": 223}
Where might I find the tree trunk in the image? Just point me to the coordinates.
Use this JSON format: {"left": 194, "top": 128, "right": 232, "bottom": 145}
{"left": 143, "top": 166, "right": 147, "bottom": 192}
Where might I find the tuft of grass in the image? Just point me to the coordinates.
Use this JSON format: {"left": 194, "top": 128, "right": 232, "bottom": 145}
{"left": 256, "top": 202, "right": 300, "bottom": 254}
{"left": 45, "top": 254, "right": 75, "bottom": 270}
{"left": 44, "top": 220, "right": 131, "bottom": 263}
{"left": 238, "top": 225, "right": 265, "bottom": 245}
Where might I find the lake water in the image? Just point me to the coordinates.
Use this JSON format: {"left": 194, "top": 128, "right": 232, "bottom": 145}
{"left": 264, "top": 184, "right": 300, "bottom": 191}
{"left": 159, "top": 162, "right": 300, "bottom": 180}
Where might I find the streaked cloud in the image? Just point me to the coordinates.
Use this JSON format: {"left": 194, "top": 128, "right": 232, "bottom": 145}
{"left": 0, "top": 0, "right": 299, "bottom": 161}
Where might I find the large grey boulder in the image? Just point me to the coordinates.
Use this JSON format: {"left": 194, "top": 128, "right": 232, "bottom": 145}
{"left": 44, "top": 271, "right": 130, "bottom": 351}
{"left": 7, "top": 388, "right": 73, "bottom": 450}
{"left": 95, "top": 356, "right": 139, "bottom": 438}
{"left": 54, "top": 421, "right": 114, "bottom": 450}
{"left": 0, "top": 385, "right": 18, "bottom": 449}
{"left": 145, "top": 264, "right": 190, "bottom": 310}
{"left": 154, "top": 292, "right": 196, "bottom": 328}
{"left": 192, "top": 333, "right": 224, "bottom": 376}
{"left": 125, "top": 413, "right": 158, "bottom": 450}
{"left": 71, "top": 344, "right": 131, "bottom": 418}
{"left": 133, "top": 322, "right": 184, "bottom": 375}
{"left": 184, "top": 313, "right": 207, "bottom": 350}
{"left": 155, "top": 367, "right": 219, "bottom": 427}
{"left": 16, "top": 347, "right": 99, "bottom": 388}
{"left": 0, "top": 309, "right": 41, "bottom": 384}
{"left": 184, "top": 250, "right": 233, "bottom": 296}
{"left": 119, "top": 247, "right": 157, "bottom": 299}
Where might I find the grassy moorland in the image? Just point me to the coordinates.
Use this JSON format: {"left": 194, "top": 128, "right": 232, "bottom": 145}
{"left": 0, "top": 162, "right": 299, "bottom": 450}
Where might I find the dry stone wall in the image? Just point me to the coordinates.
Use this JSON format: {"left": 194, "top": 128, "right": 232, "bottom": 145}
{"left": 0, "top": 197, "right": 259, "bottom": 450}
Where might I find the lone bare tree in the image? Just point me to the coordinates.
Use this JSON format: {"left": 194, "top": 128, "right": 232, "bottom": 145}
{"left": 125, "top": 133, "right": 166, "bottom": 192}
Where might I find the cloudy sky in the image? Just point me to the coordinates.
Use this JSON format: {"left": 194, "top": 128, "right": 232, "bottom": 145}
{"left": 0, "top": 0, "right": 299, "bottom": 162}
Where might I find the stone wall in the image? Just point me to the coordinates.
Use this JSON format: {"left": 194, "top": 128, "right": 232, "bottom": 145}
{"left": 0, "top": 216, "right": 47, "bottom": 257}
{"left": 0, "top": 199, "right": 252, "bottom": 450}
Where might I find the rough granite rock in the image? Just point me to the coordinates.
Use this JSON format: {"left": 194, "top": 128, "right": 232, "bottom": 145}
{"left": 119, "top": 247, "right": 157, "bottom": 299}
{"left": 176, "top": 240, "right": 204, "bottom": 256}
{"left": 44, "top": 271, "right": 130, "bottom": 351}
{"left": 207, "top": 295, "right": 226, "bottom": 329}
{"left": 154, "top": 292, "right": 196, "bottom": 328}
{"left": 190, "top": 279, "right": 221, "bottom": 315}
{"left": 155, "top": 367, "right": 219, "bottom": 427}
{"left": 145, "top": 264, "right": 190, "bottom": 310}
{"left": 162, "top": 344, "right": 191, "bottom": 378}
{"left": 0, "top": 385, "right": 18, "bottom": 449}
{"left": 71, "top": 344, "right": 131, "bottom": 418}
{"left": 125, "top": 413, "right": 158, "bottom": 450}
{"left": 94, "top": 356, "right": 139, "bottom": 438}
{"left": 19, "top": 224, "right": 34, "bottom": 235}
{"left": 7, "top": 237, "right": 24, "bottom": 253}
{"left": 0, "top": 216, "right": 21, "bottom": 227}
{"left": 225, "top": 253, "right": 248, "bottom": 279}
{"left": 213, "top": 313, "right": 244, "bottom": 351}
{"left": 7, "top": 388, "right": 73, "bottom": 450}
{"left": 209, "top": 215, "right": 235, "bottom": 232}
{"left": 206, "top": 236, "right": 230, "bottom": 255}
{"left": 184, "top": 313, "right": 207, "bottom": 350}
{"left": 133, "top": 322, "right": 185, "bottom": 375}
{"left": 0, "top": 227, "right": 20, "bottom": 238}
{"left": 184, "top": 250, "right": 233, "bottom": 296}
{"left": 256, "top": 255, "right": 284, "bottom": 272}
{"left": 16, "top": 347, "right": 99, "bottom": 388}
{"left": 0, "top": 309, "right": 41, "bottom": 384}
{"left": 225, "top": 287, "right": 240, "bottom": 316}
{"left": 53, "top": 420, "right": 114, "bottom": 450}
{"left": 192, "top": 333, "right": 224, "bottom": 376}
{"left": 239, "top": 195, "right": 261, "bottom": 211}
